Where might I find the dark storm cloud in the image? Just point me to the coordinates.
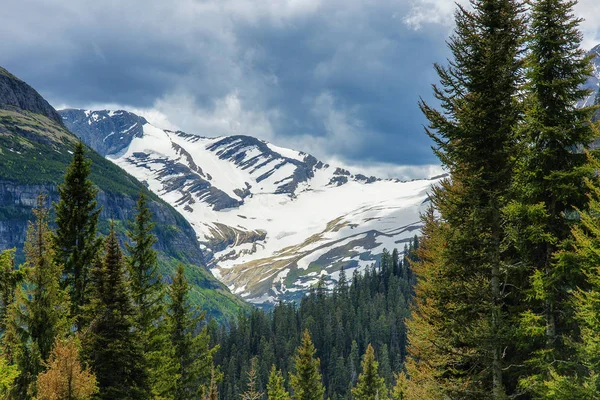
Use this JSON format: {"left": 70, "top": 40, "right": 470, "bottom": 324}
{"left": 9, "top": 0, "right": 595, "bottom": 169}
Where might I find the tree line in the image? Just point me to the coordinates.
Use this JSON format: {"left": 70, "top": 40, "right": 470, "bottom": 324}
{"left": 0, "top": 141, "right": 419, "bottom": 399}
{"left": 211, "top": 240, "right": 419, "bottom": 400}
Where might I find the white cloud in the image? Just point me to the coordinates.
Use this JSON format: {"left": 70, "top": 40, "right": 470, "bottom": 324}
{"left": 405, "top": 0, "right": 600, "bottom": 50}
{"left": 403, "top": 0, "right": 468, "bottom": 31}
{"left": 326, "top": 158, "right": 444, "bottom": 180}
{"left": 575, "top": 0, "right": 600, "bottom": 49}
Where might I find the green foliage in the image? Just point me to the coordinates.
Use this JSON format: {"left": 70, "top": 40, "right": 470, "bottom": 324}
{"left": 267, "top": 365, "right": 290, "bottom": 400}
{"left": 214, "top": 242, "right": 417, "bottom": 400}
{"left": 527, "top": 148, "right": 600, "bottom": 399}
{"left": 506, "top": 0, "right": 598, "bottom": 393}
{"left": 0, "top": 354, "right": 18, "bottom": 397}
{"left": 158, "top": 257, "right": 249, "bottom": 323}
{"left": 21, "top": 194, "right": 70, "bottom": 363}
{"left": 351, "top": 344, "right": 386, "bottom": 400}
{"left": 7, "top": 194, "right": 70, "bottom": 398}
{"left": 289, "top": 330, "right": 324, "bottom": 400}
{"left": 407, "top": 0, "right": 526, "bottom": 397}
{"left": 168, "top": 265, "right": 218, "bottom": 400}
{"left": 390, "top": 373, "right": 409, "bottom": 400}
{"left": 83, "top": 224, "right": 149, "bottom": 399}
{"left": 53, "top": 141, "right": 102, "bottom": 329}
{"left": 126, "top": 192, "right": 176, "bottom": 398}
{"left": 0, "top": 249, "right": 24, "bottom": 337}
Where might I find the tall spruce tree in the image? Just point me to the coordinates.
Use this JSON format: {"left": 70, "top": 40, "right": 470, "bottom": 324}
{"left": 126, "top": 191, "right": 174, "bottom": 397}
{"left": 351, "top": 344, "right": 386, "bottom": 400}
{"left": 168, "top": 265, "right": 216, "bottom": 400}
{"left": 22, "top": 194, "right": 70, "bottom": 364}
{"left": 504, "top": 0, "right": 598, "bottom": 394}
{"left": 83, "top": 223, "right": 148, "bottom": 400}
{"left": 8, "top": 194, "right": 70, "bottom": 398}
{"left": 53, "top": 141, "right": 102, "bottom": 328}
{"left": 289, "top": 330, "right": 324, "bottom": 400}
{"left": 526, "top": 147, "right": 600, "bottom": 398}
{"left": 405, "top": 0, "right": 525, "bottom": 397}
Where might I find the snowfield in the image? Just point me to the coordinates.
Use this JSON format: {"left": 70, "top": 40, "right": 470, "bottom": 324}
{"left": 63, "top": 109, "right": 442, "bottom": 305}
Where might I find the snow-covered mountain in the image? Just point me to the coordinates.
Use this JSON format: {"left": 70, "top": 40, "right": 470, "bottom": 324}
{"left": 59, "top": 108, "right": 441, "bottom": 305}
{"left": 579, "top": 44, "right": 600, "bottom": 108}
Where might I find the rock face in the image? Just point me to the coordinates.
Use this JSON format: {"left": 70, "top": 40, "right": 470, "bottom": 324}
{"left": 0, "top": 67, "right": 63, "bottom": 125}
{"left": 60, "top": 109, "right": 147, "bottom": 156}
{"left": 61, "top": 108, "right": 442, "bottom": 305}
{"left": 0, "top": 65, "right": 247, "bottom": 320}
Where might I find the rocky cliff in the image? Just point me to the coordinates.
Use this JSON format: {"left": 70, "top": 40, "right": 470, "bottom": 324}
{"left": 0, "top": 66, "right": 248, "bottom": 320}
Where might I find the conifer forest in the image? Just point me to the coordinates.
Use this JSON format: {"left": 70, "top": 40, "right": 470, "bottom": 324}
{"left": 2, "top": 0, "right": 600, "bottom": 399}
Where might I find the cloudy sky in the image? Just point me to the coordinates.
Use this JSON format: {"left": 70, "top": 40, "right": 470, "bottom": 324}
{"left": 1, "top": 0, "right": 599, "bottom": 178}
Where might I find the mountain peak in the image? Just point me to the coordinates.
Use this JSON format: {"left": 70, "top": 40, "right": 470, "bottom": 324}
{"left": 0, "top": 65, "right": 63, "bottom": 126}
{"left": 59, "top": 109, "right": 147, "bottom": 156}
{"left": 62, "top": 108, "right": 440, "bottom": 304}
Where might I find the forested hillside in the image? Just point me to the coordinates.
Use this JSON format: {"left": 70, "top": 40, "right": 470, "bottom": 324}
{"left": 0, "top": 66, "right": 247, "bottom": 321}
{"left": 212, "top": 240, "right": 418, "bottom": 400}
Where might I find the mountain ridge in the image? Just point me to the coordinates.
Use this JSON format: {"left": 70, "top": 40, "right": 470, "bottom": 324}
{"left": 61, "top": 108, "right": 441, "bottom": 305}
{"left": 0, "top": 66, "right": 248, "bottom": 320}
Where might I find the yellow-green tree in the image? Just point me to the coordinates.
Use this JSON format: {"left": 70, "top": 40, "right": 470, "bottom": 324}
{"left": 351, "top": 344, "right": 386, "bottom": 400}
{"left": 267, "top": 365, "right": 290, "bottom": 400}
{"left": 289, "top": 330, "right": 324, "bottom": 400}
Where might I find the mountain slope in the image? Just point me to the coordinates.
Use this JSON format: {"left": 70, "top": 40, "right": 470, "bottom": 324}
{"left": 62, "top": 108, "right": 442, "bottom": 305}
{"left": 579, "top": 44, "right": 600, "bottom": 109}
{"left": 0, "top": 66, "right": 247, "bottom": 320}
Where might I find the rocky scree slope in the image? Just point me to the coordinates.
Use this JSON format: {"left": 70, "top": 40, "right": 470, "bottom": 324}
{"left": 0, "top": 66, "right": 247, "bottom": 320}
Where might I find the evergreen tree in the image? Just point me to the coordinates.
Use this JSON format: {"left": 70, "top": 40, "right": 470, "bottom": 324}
{"left": 267, "top": 365, "right": 290, "bottom": 400}
{"left": 378, "top": 344, "right": 392, "bottom": 387}
{"left": 168, "top": 265, "right": 217, "bottom": 400}
{"left": 289, "top": 330, "right": 324, "bottom": 400}
{"left": 406, "top": 0, "right": 524, "bottom": 397}
{"left": 53, "top": 141, "right": 102, "bottom": 328}
{"left": 22, "top": 194, "right": 70, "bottom": 363}
{"left": 36, "top": 336, "right": 98, "bottom": 400}
{"left": 83, "top": 223, "right": 148, "bottom": 400}
{"left": 0, "top": 249, "right": 24, "bottom": 337}
{"left": 529, "top": 148, "right": 600, "bottom": 398}
{"left": 351, "top": 344, "right": 386, "bottom": 400}
{"left": 504, "top": 0, "right": 598, "bottom": 394}
{"left": 0, "top": 354, "right": 18, "bottom": 397}
{"left": 126, "top": 191, "right": 174, "bottom": 397}
{"left": 214, "top": 246, "right": 415, "bottom": 400}
{"left": 9, "top": 194, "right": 70, "bottom": 398}
{"left": 390, "top": 373, "right": 408, "bottom": 400}
{"left": 241, "top": 358, "right": 263, "bottom": 400}
{"left": 204, "top": 365, "right": 219, "bottom": 400}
